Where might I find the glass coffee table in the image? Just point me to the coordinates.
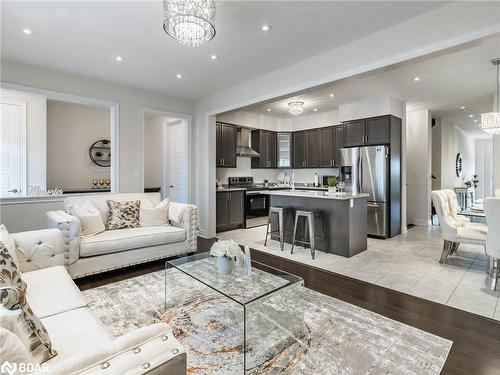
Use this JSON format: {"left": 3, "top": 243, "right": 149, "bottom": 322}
{"left": 165, "top": 252, "right": 305, "bottom": 374}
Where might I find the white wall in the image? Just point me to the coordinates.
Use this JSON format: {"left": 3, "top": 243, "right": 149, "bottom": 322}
{"left": 493, "top": 135, "right": 500, "bottom": 191}
{"left": 440, "top": 121, "right": 476, "bottom": 189}
{"left": 1, "top": 60, "right": 194, "bottom": 194}
{"left": 475, "top": 138, "right": 493, "bottom": 199}
{"left": 1, "top": 89, "right": 47, "bottom": 190}
{"left": 46, "top": 100, "right": 110, "bottom": 190}
{"left": 406, "top": 110, "right": 432, "bottom": 226}
{"left": 144, "top": 115, "right": 166, "bottom": 189}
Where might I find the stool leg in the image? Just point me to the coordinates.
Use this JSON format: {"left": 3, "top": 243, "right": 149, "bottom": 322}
{"left": 308, "top": 215, "right": 315, "bottom": 260}
{"left": 291, "top": 215, "right": 299, "bottom": 254}
{"left": 264, "top": 212, "right": 271, "bottom": 246}
{"left": 278, "top": 211, "right": 284, "bottom": 251}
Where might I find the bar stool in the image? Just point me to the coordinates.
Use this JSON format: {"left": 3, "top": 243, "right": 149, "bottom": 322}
{"left": 291, "top": 210, "right": 325, "bottom": 260}
{"left": 265, "top": 206, "right": 291, "bottom": 251}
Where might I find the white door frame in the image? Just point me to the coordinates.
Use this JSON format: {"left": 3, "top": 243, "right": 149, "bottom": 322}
{"left": 0, "top": 82, "right": 120, "bottom": 192}
{"left": 140, "top": 108, "right": 192, "bottom": 202}
{"left": 0, "top": 99, "right": 27, "bottom": 195}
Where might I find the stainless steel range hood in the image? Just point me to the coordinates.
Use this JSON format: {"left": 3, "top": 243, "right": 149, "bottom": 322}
{"left": 236, "top": 128, "right": 260, "bottom": 157}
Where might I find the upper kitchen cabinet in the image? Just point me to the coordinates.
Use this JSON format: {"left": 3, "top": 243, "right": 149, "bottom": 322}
{"left": 277, "top": 133, "right": 292, "bottom": 168}
{"left": 319, "top": 127, "right": 334, "bottom": 167}
{"left": 216, "top": 122, "right": 237, "bottom": 168}
{"left": 343, "top": 115, "right": 393, "bottom": 147}
{"left": 251, "top": 130, "right": 277, "bottom": 168}
{"left": 333, "top": 125, "right": 344, "bottom": 166}
{"left": 293, "top": 129, "right": 320, "bottom": 168}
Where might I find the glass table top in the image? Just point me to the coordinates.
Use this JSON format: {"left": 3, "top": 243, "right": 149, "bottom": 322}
{"left": 166, "top": 252, "right": 303, "bottom": 306}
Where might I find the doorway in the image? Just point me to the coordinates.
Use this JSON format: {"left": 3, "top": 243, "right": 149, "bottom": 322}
{"left": 142, "top": 109, "right": 190, "bottom": 203}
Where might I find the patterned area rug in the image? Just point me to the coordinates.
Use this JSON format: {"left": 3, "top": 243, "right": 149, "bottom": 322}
{"left": 83, "top": 269, "right": 452, "bottom": 374}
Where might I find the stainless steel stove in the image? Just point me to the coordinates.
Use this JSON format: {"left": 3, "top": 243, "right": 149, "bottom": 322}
{"left": 228, "top": 177, "right": 269, "bottom": 219}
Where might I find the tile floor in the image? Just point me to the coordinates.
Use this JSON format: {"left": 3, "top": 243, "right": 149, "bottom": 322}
{"left": 217, "top": 225, "right": 500, "bottom": 321}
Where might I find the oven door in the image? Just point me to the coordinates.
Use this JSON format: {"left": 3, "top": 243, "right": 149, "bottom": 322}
{"left": 246, "top": 193, "right": 269, "bottom": 217}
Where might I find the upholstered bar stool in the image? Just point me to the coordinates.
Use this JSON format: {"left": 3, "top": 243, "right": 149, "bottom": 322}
{"left": 484, "top": 197, "right": 500, "bottom": 290}
{"left": 290, "top": 210, "right": 325, "bottom": 260}
{"left": 264, "top": 206, "right": 292, "bottom": 251}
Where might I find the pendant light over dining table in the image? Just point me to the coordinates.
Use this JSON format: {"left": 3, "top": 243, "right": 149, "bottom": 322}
{"left": 163, "top": 0, "right": 216, "bottom": 47}
{"left": 480, "top": 58, "right": 500, "bottom": 135}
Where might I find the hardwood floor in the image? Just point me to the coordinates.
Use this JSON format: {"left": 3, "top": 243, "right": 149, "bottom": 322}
{"left": 76, "top": 237, "right": 500, "bottom": 375}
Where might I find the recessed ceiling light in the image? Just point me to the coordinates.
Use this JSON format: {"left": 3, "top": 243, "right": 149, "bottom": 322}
{"left": 210, "top": 54, "right": 218, "bottom": 60}
{"left": 115, "top": 56, "right": 123, "bottom": 62}
{"left": 266, "top": 108, "right": 271, "bottom": 112}
{"left": 413, "top": 76, "right": 421, "bottom": 82}
{"left": 22, "top": 28, "right": 33, "bottom": 35}
{"left": 261, "top": 24, "right": 272, "bottom": 32}
{"left": 313, "top": 108, "right": 318, "bottom": 112}
{"left": 329, "top": 93, "right": 335, "bottom": 98}
{"left": 460, "top": 106, "right": 466, "bottom": 110}
{"left": 473, "top": 119, "right": 478, "bottom": 123}
{"left": 469, "top": 114, "right": 474, "bottom": 118}
{"left": 176, "top": 74, "right": 183, "bottom": 79}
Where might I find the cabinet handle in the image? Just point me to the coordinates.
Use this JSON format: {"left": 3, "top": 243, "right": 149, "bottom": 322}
{"left": 332, "top": 159, "right": 335, "bottom": 166}
{"left": 222, "top": 158, "right": 225, "bottom": 166}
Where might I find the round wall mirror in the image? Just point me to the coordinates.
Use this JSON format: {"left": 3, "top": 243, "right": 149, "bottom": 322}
{"left": 89, "top": 139, "right": 111, "bottom": 167}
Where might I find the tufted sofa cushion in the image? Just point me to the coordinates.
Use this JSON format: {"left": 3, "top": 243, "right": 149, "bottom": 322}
{"left": 79, "top": 226, "right": 186, "bottom": 257}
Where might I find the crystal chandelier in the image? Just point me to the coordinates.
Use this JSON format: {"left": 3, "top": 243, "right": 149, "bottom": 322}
{"left": 288, "top": 101, "right": 304, "bottom": 115}
{"left": 163, "top": 0, "right": 216, "bottom": 47}
{"left": 480, "top": 58, "right": 500, "bottom": 135}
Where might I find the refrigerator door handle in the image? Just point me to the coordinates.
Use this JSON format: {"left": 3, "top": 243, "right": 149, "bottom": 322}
{"left": 359, "top": 154, "right": 363, "bottom": 193}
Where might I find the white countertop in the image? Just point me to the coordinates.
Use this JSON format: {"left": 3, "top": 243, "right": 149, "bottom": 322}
{"left": 263, "top": 190, "right": 369, "bottom": 200}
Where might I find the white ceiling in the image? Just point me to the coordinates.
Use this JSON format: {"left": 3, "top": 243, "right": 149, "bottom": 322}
{"left": 0, "top": 1, "right": 447, "bottom": 100}
{"left": 236, "top": 37, "right": 500, "bottom": 139}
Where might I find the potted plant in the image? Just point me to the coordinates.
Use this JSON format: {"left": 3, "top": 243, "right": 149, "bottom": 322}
{"left": 327, "top": 176, "right": 339, "bottom": 194}
{"left": 210, "top": 239, "right": 241, "bottom": 275}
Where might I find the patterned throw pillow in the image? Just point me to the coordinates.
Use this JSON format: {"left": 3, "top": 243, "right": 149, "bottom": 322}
{"left": 106, "top": 200, "right": 141, "bottom": 230}
{"left": 0, "top": 242, "right": 57, "bottom": 363}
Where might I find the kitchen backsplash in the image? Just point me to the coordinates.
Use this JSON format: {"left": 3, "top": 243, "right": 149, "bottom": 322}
{"left": 216, "top": 157, "right": 339, "bottom": 184}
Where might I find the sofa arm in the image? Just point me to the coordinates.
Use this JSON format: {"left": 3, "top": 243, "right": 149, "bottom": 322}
{"left": 11, "top": 229, "right": 67, "bottom": 273}
{"left": 47, "top": 210, "right": 81, "bottom": 265}
{"left": 169, "top": 202, "right": 197, "bottom": 252}
{"left": 49, "top": 323, "right": 186, "bottom": 375}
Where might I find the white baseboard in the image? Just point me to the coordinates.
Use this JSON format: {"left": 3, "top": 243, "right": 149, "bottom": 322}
{"left": 411, "top": 218, "right": 432, "bottom": 227}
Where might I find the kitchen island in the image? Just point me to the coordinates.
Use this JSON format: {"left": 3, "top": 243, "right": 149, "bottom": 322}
{"left": 264, "top": 190, "right": 368, "bottom": 257}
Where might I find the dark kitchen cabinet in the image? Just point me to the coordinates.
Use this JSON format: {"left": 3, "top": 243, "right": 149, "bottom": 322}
{"left": 293, "top": 131, "right": 306, "bottom": 168}
{"left": 333, "top": 125, "right": 344, "bottom": 166}
{"left": 293, "top": 129, "right": 320, "bottom": 168}
{"left": 343, "top": 116, "right": 392, "bottom": 148}
{"left": 366, "top": 116, "right": 391, "bottom": 145}
{"left": 306, "top": 129, "right": 320, "bottom": 168}
{"left": 216, "top": 190, "right": 245, "bottom": 232}
{"left": 319, "top": 127, "right": 335, "bottom": 167}
{"left": 343, "top": 119, "right": 366, "bottom": 147}
{"left": 251, "top": 130, "right": 277, "bottom": 168}
{"left": 216, "top": 123, "right": 237, "bottom": 168}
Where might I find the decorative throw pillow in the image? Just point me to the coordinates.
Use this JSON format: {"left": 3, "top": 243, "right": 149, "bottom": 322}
{"left": 106, "top": 200, "right": 141, "bottom": 230}
{"left": 0, "top": 242, "right": 57, "bottom": 363}
{"left": 0, "top": 224, "right": 19, "bottom": 268}
{"left": 140, "top": 198, "right": 170, "bottom": 227}
{"left": 71, "top": 201, "right": 105, "bottom": 236}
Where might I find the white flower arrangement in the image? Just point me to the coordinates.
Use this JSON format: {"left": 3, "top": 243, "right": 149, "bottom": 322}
{"left": 210, "top": 239, "right": 241, "bottom": 259}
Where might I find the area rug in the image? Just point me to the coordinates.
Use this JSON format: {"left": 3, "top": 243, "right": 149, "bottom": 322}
{"left": 83, "top": 268, "right": 452, "bottom": 374}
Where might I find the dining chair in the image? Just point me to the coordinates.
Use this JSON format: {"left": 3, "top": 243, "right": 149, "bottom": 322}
{"left": 484, "top": 197, "right": 499, "bottom": 290}
{"left": 431, "top": 190, "right": 487, "bottom": 263}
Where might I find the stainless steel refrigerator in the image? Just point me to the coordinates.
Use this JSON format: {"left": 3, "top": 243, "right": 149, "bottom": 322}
{"left": 340, "top": 146, "right": 389, "bottom": 237}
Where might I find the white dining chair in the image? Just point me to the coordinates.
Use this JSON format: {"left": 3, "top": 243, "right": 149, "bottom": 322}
{"left": 484, "top": 197, "right": 499, "bottom": 290}
{"left": 431, "top": 190, "right": 487, "bottom": 263}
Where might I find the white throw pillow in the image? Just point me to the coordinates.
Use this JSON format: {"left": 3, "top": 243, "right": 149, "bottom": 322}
{"left": 72, "top": 201, "right": 105, "bottom": 236}
{"left": 0, "top": 224, "right": 19, "bottom": 267}
{"left": 140, "top": 198, "right": 170, "bottom": 227}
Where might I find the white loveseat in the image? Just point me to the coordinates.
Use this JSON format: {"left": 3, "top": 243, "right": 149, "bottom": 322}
{"left": 7, "top": 228, "right": 186, "bottom": 374}
{"left": 46, "top": 193, "right": 197, "bottom": 279}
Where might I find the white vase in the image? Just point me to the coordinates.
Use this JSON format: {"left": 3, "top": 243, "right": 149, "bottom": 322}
{"left": 216, "top": 256, "right": 234, "bottom": 275}
{"left": 328, "top": 186, "right": 337, "bottom": 194}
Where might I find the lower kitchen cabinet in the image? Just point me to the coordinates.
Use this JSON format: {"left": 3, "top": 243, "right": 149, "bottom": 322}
{"left": 216, "top": 190, "right": 245, "bottom": 232}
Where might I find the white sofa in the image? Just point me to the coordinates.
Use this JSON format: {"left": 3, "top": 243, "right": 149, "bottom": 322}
{"left": 7, "top": 228, "right": 186, "bottom": 374}
{"left": 46, "top": 193, "right": 197, "bottom": 279}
